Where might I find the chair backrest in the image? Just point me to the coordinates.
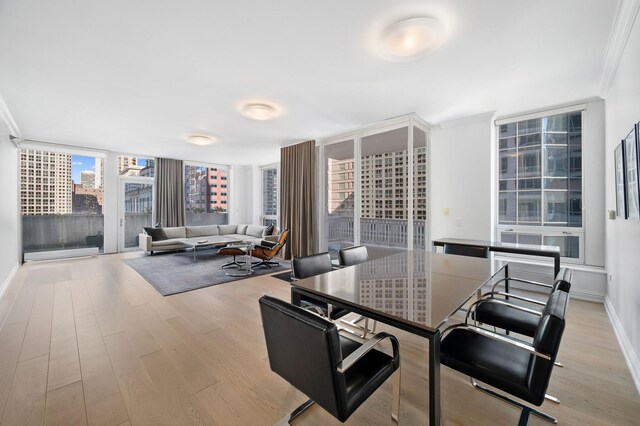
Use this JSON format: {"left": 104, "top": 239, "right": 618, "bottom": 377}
{"left": 292, "top": 252, "right": 333, "bottom": 279}
{"left": 551, "top": 267, "right": 572, "bottom": 293}
{"left": 443, "top": 244, "right": 489, "bottom": 259}
{"left": 264, "top": 229, "right": 289, "bottom": 257}
{"left": 259, "top": 295, "right": 347, "bottom": 418}
{"left": 527, "top": 290, "right": 569, "bottom": 404}
{"left": 338, "top": 245, "right": 369, "bottom": 267}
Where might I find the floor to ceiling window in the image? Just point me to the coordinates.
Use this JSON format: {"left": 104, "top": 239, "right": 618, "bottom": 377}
{"left": 116, "top": 156, "right": 155, "bottom": 251}
{"left": 20, "top": 147, "right": 106, "bottom": 258}
{"left": 320, "top": 115, "right": 430, "bottom": 255}
{"left": 496, "top": 110, "right": 583, "bottom": 261}
{"left": 184, "top": 163, "right": 230, "bottom": 226}
{"left": 261, "top": 166, "right": 279, "bottom": 227}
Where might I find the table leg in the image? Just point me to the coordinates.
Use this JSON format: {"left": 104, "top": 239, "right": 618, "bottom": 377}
{"left": 429, "top": 330, "right": 441, "bottom": 425}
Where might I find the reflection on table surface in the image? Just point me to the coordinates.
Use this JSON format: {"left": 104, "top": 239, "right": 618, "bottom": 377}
{"left": 292, "top": 250, "right": 506, "bottom": 332}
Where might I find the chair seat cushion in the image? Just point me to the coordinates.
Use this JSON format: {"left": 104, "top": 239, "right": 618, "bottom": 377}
{"left": 218, "top": 247, "right": 246, "bottom": 256}
{"left": 474, "top": 300, "right": 541, "bottom": 337}
{"left": 441, "top": 329, "right": 536, "bottom": 404}
{"left": 339, "top": 336, "right": 398, "bottom": 420}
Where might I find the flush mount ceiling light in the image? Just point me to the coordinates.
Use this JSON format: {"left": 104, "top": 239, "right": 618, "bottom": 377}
{"left": 240, "top": 102, "right": 280, "bottom": 121}
{"left": 187, "top": 134, "right": 217, "bottom": 146}
{"left": 377, "top": 17, "right": 444, "bottom": 61}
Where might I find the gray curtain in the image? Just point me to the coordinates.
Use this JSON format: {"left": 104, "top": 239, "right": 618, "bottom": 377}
{"left": 280, "top": 140, "right": 316, "bottom": 259}
{"left": 154, "top": 158, "right": 185, "bottom": 227}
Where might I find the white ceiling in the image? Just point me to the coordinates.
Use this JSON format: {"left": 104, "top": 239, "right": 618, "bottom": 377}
{"left": 0, "top": 0, "right": 618, "bottom": 165}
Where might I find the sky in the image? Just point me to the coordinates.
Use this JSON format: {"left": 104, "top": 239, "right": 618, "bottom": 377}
{"left": 71, "top": 156, "right": 148, "bottom": 183}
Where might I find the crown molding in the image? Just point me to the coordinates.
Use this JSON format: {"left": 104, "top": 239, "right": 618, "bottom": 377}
{"left": 0, "top": 93, "right": 21, "bottom": 141}
{"left": 599, "top": 0, "right": 640, "bottom": 96}
{"left": 435, "top": 111, "right": 497, "bottom": 129}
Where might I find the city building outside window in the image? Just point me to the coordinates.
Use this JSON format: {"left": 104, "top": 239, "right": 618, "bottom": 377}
{"left": 184, "top": 163, "right": 230, "bottom": 226}
{"left": 496, "top": 110, "right": 583, "bottom": 261}
{"left": 261, "top": 166, "right": 278, "bottom": 227}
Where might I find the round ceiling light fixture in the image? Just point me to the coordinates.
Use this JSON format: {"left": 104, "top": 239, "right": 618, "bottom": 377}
{"left": 377, "top": 17, "right": 444, "bottom": 61}
{"left": 187, "top": 134, "right": 217, "bottom": 146}
{"left": 240, "top": 102, "right": 280, "bottom": 121}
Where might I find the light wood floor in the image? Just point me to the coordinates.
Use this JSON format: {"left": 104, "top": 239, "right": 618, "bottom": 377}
{"left": 0, "top": 253, "right": 638, "bottom": 426}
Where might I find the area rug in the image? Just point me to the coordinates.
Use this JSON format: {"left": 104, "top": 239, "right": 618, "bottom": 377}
{"left": 123, "top": 251, "right": 291, "bottom": 296}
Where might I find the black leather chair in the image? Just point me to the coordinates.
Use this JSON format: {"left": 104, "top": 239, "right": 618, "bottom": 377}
{"left": 443, "top": 243, "right": 490, "bottom": 258}
{"left": 472, "top": 268, "right": 573, "bottom": 339}
{"left": 291, "top": 252, "right": 348, "bottom": 321}
{"left": 259, "top": 295, "right": 401, "bottom": 424}
{"left": 338, "top": 245, "right": 369, "bottom": 267}
{"left": 441, "top": 290, "right": 568, "bottom": 425}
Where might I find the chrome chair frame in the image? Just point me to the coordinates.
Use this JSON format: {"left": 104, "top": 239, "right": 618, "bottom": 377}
{"left": 276, "top": 332, "right": 401, "bottom": 425}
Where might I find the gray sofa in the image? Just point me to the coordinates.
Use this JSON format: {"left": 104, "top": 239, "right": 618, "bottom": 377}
{"left": 139, "top": 224, "right": 277, "bottom": 254}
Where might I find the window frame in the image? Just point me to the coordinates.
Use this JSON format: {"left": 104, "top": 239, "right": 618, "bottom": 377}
{"left": 495, "top": 108, "right": 585, "bottom": 264}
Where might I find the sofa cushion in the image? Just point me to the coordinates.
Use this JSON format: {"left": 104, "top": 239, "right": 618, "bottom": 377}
{"left": 218, "top": 224, "right": 237, "bottom": 235}
{"left": 237, "top": 224, "right": 249, "bottom": 235}
{"left": 163, "top": 227, "right": 186, "bottom": 239}
{"left": 143, "top": 227, "right": 167, "bottom": 241}
{"left": 246, "top": 225, "right": 268, "bottom": 238}
{"left": 186, "top": 225, "right": 219, "bottom": 238}
{"left": 152, "top": 238, "right": 186, "bottom": 247}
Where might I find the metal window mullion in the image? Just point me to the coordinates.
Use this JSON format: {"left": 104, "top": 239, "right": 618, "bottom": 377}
{"left": 407, "top": 121, "right": 414, "bottom": 250}
{"left": 354, "top": 136, "right": 361, "bottom": 246}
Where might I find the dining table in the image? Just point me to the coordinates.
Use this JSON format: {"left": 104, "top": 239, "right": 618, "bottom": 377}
{"left": 290, "top": 249, "right": 507, "bottom": 425}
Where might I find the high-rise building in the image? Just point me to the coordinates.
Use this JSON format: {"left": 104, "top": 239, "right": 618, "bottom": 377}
{"left": 94, "top": 158, "right": 104, "bottom": 189}
{"left": 72, "top": 183, "right": 102, "bottom": 214}
{"left": 184, "top": 165, "right": 209, "bottom": 213}
{"left": 19, "top": 149, "right": 72, "bottom": 215}
{"left": 118, "top": 156, "right": 137, "bottom": 175}
{"left": 81, "top": 170, "right": 96, "bottom": 188}
{"left": 208, "top": 167, "right": 229, "bottom": 212}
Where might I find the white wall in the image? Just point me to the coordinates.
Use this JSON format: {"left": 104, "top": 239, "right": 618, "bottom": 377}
{"left": 229, "top": 165, "right": 254, "bottom": 225}
{"left": 0, "top": 120, "right": 20, "bottom": 292}
{"left": 604, "top": 12, "right": 640, "bottom": 391}
{"left": 431, "top": 112, "right": 495, "bottom": 240}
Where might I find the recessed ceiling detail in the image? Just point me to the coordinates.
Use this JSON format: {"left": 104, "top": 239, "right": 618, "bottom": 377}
{"left": 239, "top": 102, "right": 280, "bottom": 121}
{"left": 377, "top": 17, "right": 445, "bottom": 61}
{"left": 187, "top": 134, "right": 217, "bottom": 146}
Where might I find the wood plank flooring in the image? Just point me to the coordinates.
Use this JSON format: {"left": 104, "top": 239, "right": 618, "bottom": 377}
{"left": 0, "top": 253, "right": 638, "bottom": 425}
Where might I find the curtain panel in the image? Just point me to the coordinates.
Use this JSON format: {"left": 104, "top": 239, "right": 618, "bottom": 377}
{"left": 280, "top": 140, "right": 317, "bottom": 259}
{"left": 154, "top": 158, "right": 185, "bottom": 228}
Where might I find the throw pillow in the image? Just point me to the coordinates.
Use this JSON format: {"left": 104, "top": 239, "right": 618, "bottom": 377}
{"left": 265, "top": 223, "right": 275, "bottom": 236}
{"left": 143, "top": 227, "right": 167, "bottom": 242}
{"left": 246, "top": 225, "right": 267, "bottom": 238}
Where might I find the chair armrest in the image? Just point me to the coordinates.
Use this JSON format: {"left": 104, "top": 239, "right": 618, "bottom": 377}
{"left": 302, "top": 304, "right": 326, "bottom": 317}
{"left": 443, "top": 324, "right": 551, "bottom": 361}
{"left": 491, "top": 277, "right": 553, "bottom": 293}
{"left": 337, "top": 332, "right": 400, "bottom": 373}
{"left": 255, "top": 240, "right": 278, "bottom": 250}
{"left": 481, "top": 291, "right": 547, "bottom": 307}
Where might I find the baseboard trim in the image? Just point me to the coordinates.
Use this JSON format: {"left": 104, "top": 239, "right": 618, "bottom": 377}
{"left": 604, "top": 296, "right": 640, "bottom": 396}
{"left": 0, "top": 263, "right": 19, "bottom": 301}
{"left": 570, "top": 288, "right": 605, "bottom": 303}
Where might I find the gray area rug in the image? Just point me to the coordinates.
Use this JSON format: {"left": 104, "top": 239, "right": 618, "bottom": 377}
{"left": 123, "top": 250, "right": 291, "bottom": 296}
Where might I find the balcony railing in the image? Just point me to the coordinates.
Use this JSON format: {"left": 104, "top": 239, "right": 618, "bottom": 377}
{"left": 22, "top": 214, "right": 105, "bottom": 254}
{"left": 327, "top": 216, "right": 426, "bottom": 250}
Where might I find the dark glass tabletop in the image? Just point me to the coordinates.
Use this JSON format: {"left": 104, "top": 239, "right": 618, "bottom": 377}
{"left": 291, "top": 250, "right": 506, "bottom": 333}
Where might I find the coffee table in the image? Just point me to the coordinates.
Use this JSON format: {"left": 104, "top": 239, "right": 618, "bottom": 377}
{"left": 180, "top": 238, "right": 241, "bottom": 261}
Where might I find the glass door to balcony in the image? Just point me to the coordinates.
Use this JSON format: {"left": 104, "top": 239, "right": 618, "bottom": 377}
{"left": 325, "top": 139, "right": 355, "bottom": 258}
{"left": 119, "top": 178, "right": 154, "bottom": 252}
